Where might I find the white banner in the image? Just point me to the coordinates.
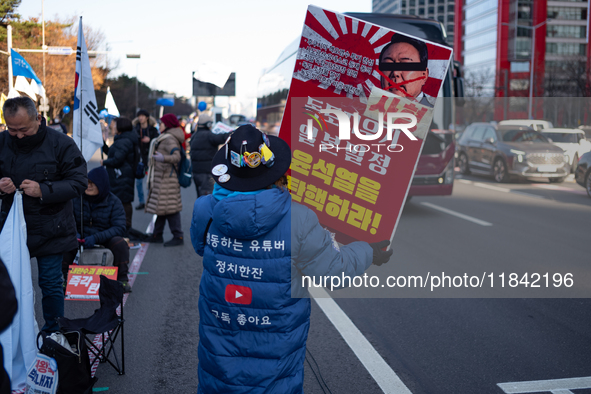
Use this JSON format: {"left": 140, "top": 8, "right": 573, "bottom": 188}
{"left": 0, "top": 192, "right": 39, "bottom": 392}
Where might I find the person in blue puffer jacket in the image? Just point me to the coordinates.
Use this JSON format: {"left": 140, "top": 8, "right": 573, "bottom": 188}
{"left": 62, "top": 166, "right": 131, "bottom": 292}
{"left": 190, "top": 125, "right": 393, "bottom": 393}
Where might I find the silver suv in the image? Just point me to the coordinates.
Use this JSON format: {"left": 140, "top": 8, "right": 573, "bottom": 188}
{"left": 456, "top": 123, "right": 569, "bottom": 183}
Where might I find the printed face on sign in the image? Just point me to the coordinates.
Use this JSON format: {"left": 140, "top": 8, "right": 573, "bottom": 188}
{"left": 379, "top": 40, "right": 429, "bottom": 103}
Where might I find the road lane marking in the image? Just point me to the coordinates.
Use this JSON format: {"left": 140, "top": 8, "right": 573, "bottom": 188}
{"left": 532, "top": 184, "right": 588, "bottom": 196}
{"left": 310, "top": 287, "right": 412, "bottom": 394}
{"left": 457, "top": 179, "right": 546, "bottom": 199}
{"left": 90, "top": 216, "right": 156, "bottom": 378}
{"left": 498, "top": 376, "right": 591, "bottom": 393}
{"left": 420, "top": 202, "right": 493, "bottom": 226}
{"left": 473, "top": 182, "right": 545, "bottom": 199}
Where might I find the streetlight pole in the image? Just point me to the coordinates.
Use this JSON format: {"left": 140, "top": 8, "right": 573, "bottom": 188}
{"left": 528, "top": 21, "right": 548, "bottom": 120}
{"left": 125, "top": 54, "right": 141, "bottom": 113}
{"left": 42, "top": 0, "right": 48, "bottom": 119}
{"left": 501, "top": 20, "right": 549, "bottom": 119}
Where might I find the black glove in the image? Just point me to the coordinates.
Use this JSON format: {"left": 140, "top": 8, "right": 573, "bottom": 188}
{"left": 369, "top": 240, "right": 393, "bottom": 266}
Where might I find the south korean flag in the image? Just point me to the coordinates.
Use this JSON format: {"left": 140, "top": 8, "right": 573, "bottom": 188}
{"left": 72, "top": 16, "right": 103, "bottom": 162}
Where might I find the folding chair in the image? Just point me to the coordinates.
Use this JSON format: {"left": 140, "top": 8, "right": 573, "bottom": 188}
{"left": 58, "top": 275, "right": 125, "bottom": 375}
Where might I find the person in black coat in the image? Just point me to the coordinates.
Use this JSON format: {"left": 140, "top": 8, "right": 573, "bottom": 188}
{"left": 189, "top": 114, "right": 230, "bottom": 197}
{"left": 63, "top": 167, "right": 131, "bottom": 292}
{"left": 101, "top": 117, "right": 139, "bottom": 231}
{"left": 0, "top": 258, "right": 17, "bottom": 394}
{"left": 133, "top": 109, "right": 159, "bottom": 210}
{"left": 0, "top": 96, "right": 87, "bottom": 333}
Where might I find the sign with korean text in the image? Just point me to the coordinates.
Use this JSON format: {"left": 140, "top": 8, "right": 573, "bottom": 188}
{"left": 26, "top": 353, "right": 58, "bottom": 394}
{"left": 282, "top": 6, "right": 453, "bottom": 243}
{"left": 212, "top": 121, "right": 234, "bottom": 135}
{"left": 48, "top": 46, "right": 74, "bottom": 56}
{"left": 65, "top": 265, "right": 118, "bottom": 300}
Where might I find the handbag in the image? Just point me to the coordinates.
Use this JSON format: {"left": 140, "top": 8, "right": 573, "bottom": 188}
{"left": 37, "top": 331, "right": 95, "bottom": 394}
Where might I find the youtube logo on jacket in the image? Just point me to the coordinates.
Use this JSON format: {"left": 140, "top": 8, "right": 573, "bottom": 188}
{"left": 225, "top": 284, "right": 252, "bottom": 305}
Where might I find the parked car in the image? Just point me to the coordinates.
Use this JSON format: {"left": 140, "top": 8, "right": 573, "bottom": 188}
{"left": 228, "top": 114, "right": 247, "bottom": 127}
{"left": 574, "top": 151, "right": 591, "bottom": 198}
{"left": 498, "top": 119, "right": 553, "bottom": 131}
{"left": 457, "top": 123, "right": 569, "bottom": 183}
{"left": 541, "top": 128, "right": 591, "bottom": 172}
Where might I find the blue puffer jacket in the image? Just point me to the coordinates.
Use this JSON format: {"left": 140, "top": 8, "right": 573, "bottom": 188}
{"left": 191, "top": 186, "right": 372, "bottom": 393}
{"left": 73, "top": 192, "right": 127, "bottom": 244}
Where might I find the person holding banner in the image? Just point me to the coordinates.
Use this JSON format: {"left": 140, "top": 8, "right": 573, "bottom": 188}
{"left": 190, "top": 124, "right": 392, "bottom": 393}
{"left": 0, "top": 96, "right": 87, "bottom": 333}
{"left": 378, "top": 34, "right": 435, "bottom": 108}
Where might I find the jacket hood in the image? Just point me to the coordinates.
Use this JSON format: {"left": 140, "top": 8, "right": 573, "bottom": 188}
{"left": 212, "top": 188, "right": 290, "bottom": 240}
{"left": 164, "top": 127, "right": 185, "bottom": 145}
{"left": 132, "top": 116, "right": 157, "bottom": 127}
{"left": 87, "top": 166, "right": 110, "bottom": 202}
{"left": 117, "top": 129, "right": 139, "bottom": 145}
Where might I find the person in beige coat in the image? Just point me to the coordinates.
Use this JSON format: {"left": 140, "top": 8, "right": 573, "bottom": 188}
{"left": 145, "top": 113, "right": 185, "bottom": 246}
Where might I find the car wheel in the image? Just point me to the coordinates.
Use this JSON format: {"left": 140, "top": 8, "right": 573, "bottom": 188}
{"left": 549, "top": 177, "right": 566, "bottom": 183}
{"left": 571, "top": 153, "right": 579, "bottom": 173}
{"left": 493, "top": 158, "right": 509, "bottom": 183}
{"left": 458, "top": 153, "right": 470, "bottom": 175}
{"left": 586, "top": 170, "right": 591, "bottom": 198}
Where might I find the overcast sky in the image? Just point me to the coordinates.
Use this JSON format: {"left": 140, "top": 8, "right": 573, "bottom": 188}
{"left": 19, "top": 0, "right": 371, "bottom": 113}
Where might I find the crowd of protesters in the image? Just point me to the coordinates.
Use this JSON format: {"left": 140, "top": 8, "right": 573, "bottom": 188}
{"left": 0, "top": 96, "right": 394, "bottom": 393}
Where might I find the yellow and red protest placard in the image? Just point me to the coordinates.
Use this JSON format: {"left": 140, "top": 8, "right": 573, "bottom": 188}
{"left": 65, "top": 265, "right": 118, "bottom": 300}
{"left": 282, "top": 6, "right": 453, "bottom": 244}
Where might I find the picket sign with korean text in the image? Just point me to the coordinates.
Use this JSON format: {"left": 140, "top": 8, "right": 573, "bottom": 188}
{"left": 280, "top": 6, "right": 453, "bottom": 244}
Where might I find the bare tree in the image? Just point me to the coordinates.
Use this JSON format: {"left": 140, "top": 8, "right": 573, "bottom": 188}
{"left": 460, "top": 68, "right": 498, "bottom": 125}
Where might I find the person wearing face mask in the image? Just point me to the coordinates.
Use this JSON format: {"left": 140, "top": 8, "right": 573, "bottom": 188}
{"left": 62, "top": 167, "right": 131, "bottom": 293}
{"left": 378, "top": 34, "right": 434, "bottom": 108}
{"left": 0, "top": 96, "right": 87, "bottom": 333}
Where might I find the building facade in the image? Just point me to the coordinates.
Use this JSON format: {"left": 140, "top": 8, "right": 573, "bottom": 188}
{"left": 455, "top": 1, "right": 591, "bottom": 102}
{"left": 372, "top": 0, "right": 457, "bottom": 44}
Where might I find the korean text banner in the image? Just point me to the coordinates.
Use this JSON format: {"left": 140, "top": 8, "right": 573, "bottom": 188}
{"left": 281, "top": 6, "right": 452, "bottom": 244}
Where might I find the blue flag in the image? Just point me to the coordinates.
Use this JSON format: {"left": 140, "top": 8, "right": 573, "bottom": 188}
{"left": 11, "top": 49, "right": 42, "bottom": 85}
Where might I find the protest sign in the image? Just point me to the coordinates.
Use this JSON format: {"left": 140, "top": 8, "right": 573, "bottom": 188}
{"left": 65, "top": 265, "right": 118, "bottom": 300}
{"left": 25, "top": 353, "right": 58, "bottom": 394}
{"left": 211, "top": 122, "right": 234, "bottom": 135}
{"left": 282, "top": 6, "right": 453, "bottom": 244}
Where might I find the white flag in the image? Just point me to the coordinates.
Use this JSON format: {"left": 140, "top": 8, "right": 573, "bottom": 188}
{"left": 105, "top": 86, "right": 120, "bottom": 117}
{"left": 0, "top": 192, "right": 39, "bottom": 392}
{"left": 14, "top": 76, "right": 37, "bottom": 100}
{"left": 72, "top": 17, "right": 103, "bottom": 162}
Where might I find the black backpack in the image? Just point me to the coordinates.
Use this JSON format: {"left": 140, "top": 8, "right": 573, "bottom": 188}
{"left": 38, "top": 331, "right": 96, "bottom": 394}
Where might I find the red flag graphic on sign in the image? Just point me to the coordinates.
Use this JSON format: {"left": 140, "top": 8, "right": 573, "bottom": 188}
{"left": 225, "top": 284, "right": 252, "bottom": 305}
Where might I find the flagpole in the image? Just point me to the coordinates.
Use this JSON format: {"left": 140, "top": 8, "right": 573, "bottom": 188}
{"left": 79, "top": 17, "right": 84, "bottom": 263}
{"left": 7, "top": 25, "right": 13, "bottom": 92}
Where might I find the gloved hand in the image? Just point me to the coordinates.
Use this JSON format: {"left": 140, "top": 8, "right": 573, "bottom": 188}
{"left": 152, "top": 151, "right": 164, "bottom": 162}
{"left": 84, "top": 235, "right": 96, "bottom": 248}
{"left": 369, "top": 240, "right": 393, "bottom": 266}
